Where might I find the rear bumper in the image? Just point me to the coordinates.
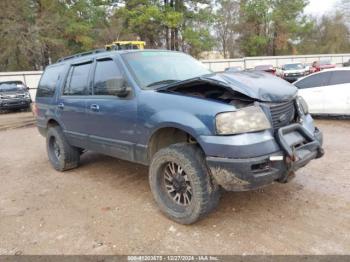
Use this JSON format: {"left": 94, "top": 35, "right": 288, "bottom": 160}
{"left": 206, "top": 124, "right": 324, "bottom": 191}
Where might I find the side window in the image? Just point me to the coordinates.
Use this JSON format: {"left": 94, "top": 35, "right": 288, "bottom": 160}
{"left": 63, "top": 62, "right": 92, "bottom": 95}
{"left": 36, "top": 65, "right": 64, "bottom": 97}
{"left": 93, "top": 59, "right": 123, "bottom": 95}
{"left": 295, "top": 72, "right": 332, "bottom": 89}
{"left": 329, "top": 71, "right": 350, "bottom": 85}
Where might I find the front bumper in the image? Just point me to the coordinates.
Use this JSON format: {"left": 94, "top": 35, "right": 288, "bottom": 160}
{"left": 206, "top": 124, "right": 324, "bottom": 191}
{"left": 0, "top": 99, "right": 31, "bottom": 110}
{"left": 283, "top": 75, "right": 304, "bottom": 82}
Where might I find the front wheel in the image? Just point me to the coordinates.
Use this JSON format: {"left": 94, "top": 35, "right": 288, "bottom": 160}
{"left": 149, "top": 143, "right": 220, "bottom": 224}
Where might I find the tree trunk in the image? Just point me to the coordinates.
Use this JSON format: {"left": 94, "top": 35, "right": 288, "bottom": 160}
{"left": 174, "top": 0, "right": 181, "bottom": 51}
{"left": 174, "top": 28, "right": 179, "bottom": 50}
{"left": 272, "top": 31, "right": 277, "bottom": 56}
{"left": 164, "top": 0, "right": 170, "bottom": 49}
{"left": 170, "top": 0, "right": 175, "bottom": 50}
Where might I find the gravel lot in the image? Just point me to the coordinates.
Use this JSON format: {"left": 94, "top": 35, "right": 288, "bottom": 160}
{"left": 0, "top": 112, "right": 349, "bottom": 255}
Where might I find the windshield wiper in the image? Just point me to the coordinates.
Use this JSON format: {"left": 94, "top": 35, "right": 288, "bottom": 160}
{"left": 146, "top": 79, "right": 179, "bottom": 88}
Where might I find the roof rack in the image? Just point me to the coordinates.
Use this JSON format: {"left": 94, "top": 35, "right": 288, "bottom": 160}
{"left": 56, "top": 48, "right": 107, "bottom": 63}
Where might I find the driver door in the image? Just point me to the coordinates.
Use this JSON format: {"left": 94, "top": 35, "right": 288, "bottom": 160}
{"left": 84, "top": 57, "right": 137, "bottom": 161}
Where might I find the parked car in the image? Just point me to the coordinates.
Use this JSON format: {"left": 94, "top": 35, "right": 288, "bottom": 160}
{"left": 34, "top": 49, "right": 324, "bottom": 224}
{"left": 0, "top": 81, "right": 31, "bottom": 111}
{"left": 254, "top": 65, "right": 276, "bottom": 75}
{"left": 311, "top": 60, "right": 336, "bottom": 72}
{"left": 294, "top": 68, "right": 350, "bottom": 115}
{"left": 343, "top": 59, "right": 350, "bottom": 67}
{"left": 225, "top": 66, "right": 243, "bottom": 72}
{"left": 279, "top": 63, "right": 308, "bottom": 82}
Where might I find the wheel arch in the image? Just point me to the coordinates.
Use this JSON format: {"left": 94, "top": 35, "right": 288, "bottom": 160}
{"left": 147, "top": 125, "right": 206, "bottom": 162}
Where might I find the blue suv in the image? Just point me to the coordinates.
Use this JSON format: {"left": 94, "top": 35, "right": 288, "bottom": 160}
{"left": 35, "top": 49, "right": 324, "bottom": 224}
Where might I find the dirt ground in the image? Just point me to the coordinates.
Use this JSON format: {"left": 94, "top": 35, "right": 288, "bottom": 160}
{"left": 0, "top": 112, "right": 349, "bottom": 255}
{"left": 0, "top": 111, "right": 35, "bottom": 131}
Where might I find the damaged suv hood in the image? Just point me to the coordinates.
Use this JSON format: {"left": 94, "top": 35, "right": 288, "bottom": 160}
{"left": 158, "top": 71, "right": 297, "bottom": 102}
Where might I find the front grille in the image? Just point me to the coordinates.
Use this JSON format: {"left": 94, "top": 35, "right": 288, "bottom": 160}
{"left": 264, "top": 100, "right": 296, "bottom": 130}
{"left": 286, "top": 73, "right": 303, "bottom": 77}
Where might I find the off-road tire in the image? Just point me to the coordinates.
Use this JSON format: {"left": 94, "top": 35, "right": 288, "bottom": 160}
{"left": 149, "top": 143, "right": 221, "bottom": 224}
{"left": 46, "top": 126, "right": 80, "bottom": 171}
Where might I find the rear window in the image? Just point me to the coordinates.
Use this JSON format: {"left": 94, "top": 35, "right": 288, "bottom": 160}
{"left": 329, "top": 71, "right": 350, "bottom": 85}
{"left": 63, "top": 62, "right": 92, "bottom": 96}
{"left": 37, "top": 65, "right": 65, "bottom": 97}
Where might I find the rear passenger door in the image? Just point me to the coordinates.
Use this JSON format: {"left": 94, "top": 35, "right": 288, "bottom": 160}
{"left": 324, "top": 70, "right": 350, "bottom": 115}
{"left": 56, "top": 61, "right": 92, "bottom": 148}
{"left": 84, "top": 57, "right": 137, "bottom": 161}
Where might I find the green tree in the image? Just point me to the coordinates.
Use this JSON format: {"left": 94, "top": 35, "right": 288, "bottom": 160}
{"left": 270, "top": 0, "right": 310, "bottom": 55}
{"left": 111, "top": 0, "right": 215, "bottom": 56}
{"left": 237, "top": 0, "right": 310, "bottom": 56}
{"left": 237, "top": 0, "right": 271, "bottom": 56}
{"left": 214, "top": 0, "right": 240, "bottom": 58}
{"left": 297, "top": 12, "right": 350, "bottom": 54}
{"left": 0, "top": 0, "right": 39, "bottom": 71}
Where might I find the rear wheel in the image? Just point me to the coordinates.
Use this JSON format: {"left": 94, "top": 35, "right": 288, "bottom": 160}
{"left": 46, "top": 126, "right": 80, "bottom": 171}
{"left": 149, "top": 143, "right": 221, "bottom": 224}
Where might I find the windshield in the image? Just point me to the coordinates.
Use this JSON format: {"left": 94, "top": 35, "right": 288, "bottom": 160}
{"left": 283, "top": 63, "right": 304, "bottom": 70}
{"left": 121, "top": 51, "right": 211, "bottom": 89}
{"left": 0, "top": 82, "right": 26, "bottom": 92}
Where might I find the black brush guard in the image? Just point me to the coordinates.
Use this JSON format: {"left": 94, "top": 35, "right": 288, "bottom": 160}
{"left": 277, "top": 123, "right": 324, "bottom": 182}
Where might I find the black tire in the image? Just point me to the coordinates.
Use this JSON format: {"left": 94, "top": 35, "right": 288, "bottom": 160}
{"left": 46, "top": 126, "right": 80, "bottom": 171}
{"left": 149, "top": 143, "right": 221, "bottom": 224}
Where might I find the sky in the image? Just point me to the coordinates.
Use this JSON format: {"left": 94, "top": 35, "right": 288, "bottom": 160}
{"left": 304, "top": 0, "right": 339, "bottom": 16}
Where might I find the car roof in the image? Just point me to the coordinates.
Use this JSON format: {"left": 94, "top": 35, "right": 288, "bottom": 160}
{"left": 318, "top": 67, "right": 350, "bottom": 71}
{"left": 49, "top": 49, "right": 179, "bottom": 68}
{"left": 294, "top": 67, "right": 350, "bottom": 84}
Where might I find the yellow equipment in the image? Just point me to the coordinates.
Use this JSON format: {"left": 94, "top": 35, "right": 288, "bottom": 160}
{"left": 105, "top": 41, "right": 146, "bottom": 51}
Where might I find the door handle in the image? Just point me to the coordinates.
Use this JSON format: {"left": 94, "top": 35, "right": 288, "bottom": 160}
{"left": 90, "top": 104, "right": 100, "bottom": 111}
{"left": 57, "top": 103, "right": 64, "bottom": 109}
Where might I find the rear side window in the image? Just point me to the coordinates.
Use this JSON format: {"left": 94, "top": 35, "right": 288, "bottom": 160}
{"left": 295, "top": 72, "right": 332, "bottom": 89}
{"left": 37, "top": 65, "right": 64, "bottom": 97}
{"left": 93, "top": 59, "right": 123, "bottom": 95}
{"left": 329, "top": 71, "right": 350, "bottom": 85}
{"left": 63, "top": 62, "right": 92, "bottom": 95}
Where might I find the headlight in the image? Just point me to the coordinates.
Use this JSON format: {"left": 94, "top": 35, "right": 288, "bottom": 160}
{"left": 24, "top": 93, "right": 30, "bottom": 99}
{"left": 216, "top": 106, "right": 271, "bottom": 135}
{"left": 296, "top": 96, "right": 309, "bottom": 115}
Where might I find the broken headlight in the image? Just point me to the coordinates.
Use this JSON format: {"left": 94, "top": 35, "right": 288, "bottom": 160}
{"left": 216, "top": 106, "right": 271, "bottom": 135}
{"left": 296, "top": 96, "right": 309, "bottom": 115}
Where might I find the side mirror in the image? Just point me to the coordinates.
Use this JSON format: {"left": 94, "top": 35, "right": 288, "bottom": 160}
{"left": 106, "top": 77, "right": 129, "bottom": 97}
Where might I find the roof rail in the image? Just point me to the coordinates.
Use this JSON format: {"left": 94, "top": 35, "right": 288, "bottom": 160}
{"left": 56, "top": 48, "right": 107, "bottom": 63}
